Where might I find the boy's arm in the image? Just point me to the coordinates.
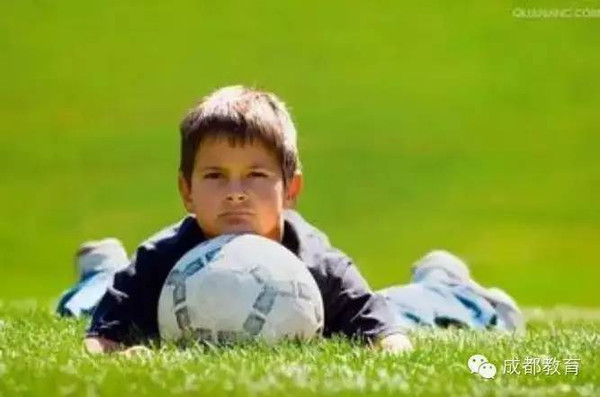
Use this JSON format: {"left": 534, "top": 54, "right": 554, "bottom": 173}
{"left": 85, "top": 247, "right": 160, "bottom": 352}
{"left": 317, "top": 249, "right": 410, "bottom": 349}
{"left": 85, "top": 269, "right": 137, "bottom": 347}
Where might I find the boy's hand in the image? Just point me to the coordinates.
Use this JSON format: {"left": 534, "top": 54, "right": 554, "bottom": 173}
{"left": 84, "top": 337, "right": 152, "bottom": 357}
{"left": 120, "top": 345, "right": 152, "bottom": 358}
{"left": 84, "top": 337, "right": 122, "bottom": 354}
{"left": 373, "top": 333, "right": 413, "bottom": 354}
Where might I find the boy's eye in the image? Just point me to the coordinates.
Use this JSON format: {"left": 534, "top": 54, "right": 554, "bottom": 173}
{"left": 203, "top": 172, "right": 222, "bottom": 179}
{"left": 248, "top": 171, "right": 269, "bottom": 178}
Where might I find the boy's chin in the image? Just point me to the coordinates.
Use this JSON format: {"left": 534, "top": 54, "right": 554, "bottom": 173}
{"left": 218, "top": 223, "right": 257, "bottom": 236}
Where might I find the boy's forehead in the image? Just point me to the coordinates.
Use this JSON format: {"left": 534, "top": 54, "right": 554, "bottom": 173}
{"left": 194, "top": 137, "right": 279, "bottom": 167}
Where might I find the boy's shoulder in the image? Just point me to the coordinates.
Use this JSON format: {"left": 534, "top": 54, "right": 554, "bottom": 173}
{"left": 131, "top": 216, "right": 203, "bottom": 269}
{"left": 283, "top": 210, "right": 354, "bottom": 278}
{"left": 138, "top": 216, "right": 200, "bottom": 251}
{"left": 283, "top": 209, "right": 331, "bottom": 249}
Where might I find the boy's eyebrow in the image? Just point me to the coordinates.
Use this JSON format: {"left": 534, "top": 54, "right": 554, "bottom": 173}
{"left": 248, "top": 163, "right": 272, "bottom": 169}
{"left": 199, "top": 163, "right": 273, "bottom": 170}
{"left": 199, "top": 166, "right": 223, "bottom": 171}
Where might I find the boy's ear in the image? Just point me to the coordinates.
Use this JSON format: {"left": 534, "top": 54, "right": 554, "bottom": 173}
{"left": 178, "top": 173, "right": 194, "bottom": 213}
{"left": 284, "top": 172, "right": 303, "bottom": 209}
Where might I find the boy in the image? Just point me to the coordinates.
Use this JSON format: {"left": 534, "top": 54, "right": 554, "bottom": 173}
{"left": 79, "top": 85, "right": 413, "bottom": 354}
{"left": 63, "top": 85, "right": 523, "bottom": 355}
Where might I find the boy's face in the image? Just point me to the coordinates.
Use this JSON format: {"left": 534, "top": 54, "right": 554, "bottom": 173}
{"left": 178, "top": 137, "right": 301, "bottom": 241}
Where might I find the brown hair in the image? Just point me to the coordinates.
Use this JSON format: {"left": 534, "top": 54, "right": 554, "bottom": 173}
{"left": 179, "top": 85, "right": 300, "bottom": 185}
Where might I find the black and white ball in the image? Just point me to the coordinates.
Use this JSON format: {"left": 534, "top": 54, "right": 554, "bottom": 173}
{"left": 157, "top": 234, "right": 324, "bottom": 344}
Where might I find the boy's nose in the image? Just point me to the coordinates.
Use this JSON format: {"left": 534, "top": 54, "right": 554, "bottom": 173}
{"left": 226, "top": 192, "right": 248, "bottom": 203}
{"left": 225, "top": 180, "right": 249, "bottom": 203}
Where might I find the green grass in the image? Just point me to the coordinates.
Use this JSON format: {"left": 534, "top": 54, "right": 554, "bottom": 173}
{"left": 1, "top": 303, "right": 598, "bottom": 396}
{"left": 0, "top": 1, "right": 599, "bottom": 305}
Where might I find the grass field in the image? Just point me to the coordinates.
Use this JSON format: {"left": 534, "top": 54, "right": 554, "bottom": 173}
{"left": 1, "top": 1, "right": 598, "bottom": 395}
{"left": 1, "top": 1, "right": 598, "bottom": 305}
{"left": 1, "top": 303, "right": 598, "bottom": 396}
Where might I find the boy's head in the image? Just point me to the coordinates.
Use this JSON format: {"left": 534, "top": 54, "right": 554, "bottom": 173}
{"left": 178, "top": 85, "right": 302, "bottom": 241}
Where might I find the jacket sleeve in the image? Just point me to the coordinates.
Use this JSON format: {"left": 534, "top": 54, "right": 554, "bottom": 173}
{"left": 86, "top": 247, "right": 160, "bottom": 345}
{"left": 317, "top": 248, "right": 405, "bottom": 341}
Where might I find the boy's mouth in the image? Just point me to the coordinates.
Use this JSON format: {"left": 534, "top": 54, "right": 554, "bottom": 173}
{"left": 219, "top": 211, "right": 255, "bottom": 224}
{"left": 219, "top": 210, "right": 254, "bottom": 217}
{"left": 219, "top": 212, "right": 255, "bottom": 229}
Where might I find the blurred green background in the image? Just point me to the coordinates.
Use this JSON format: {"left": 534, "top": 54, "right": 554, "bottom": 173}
{"left": 1, "top": 1, "right": 598, "bottom": 305}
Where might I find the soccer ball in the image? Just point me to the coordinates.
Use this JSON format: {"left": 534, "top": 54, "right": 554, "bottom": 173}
{"left": 157, "top": 234, "right": 324, "bottom": 344}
